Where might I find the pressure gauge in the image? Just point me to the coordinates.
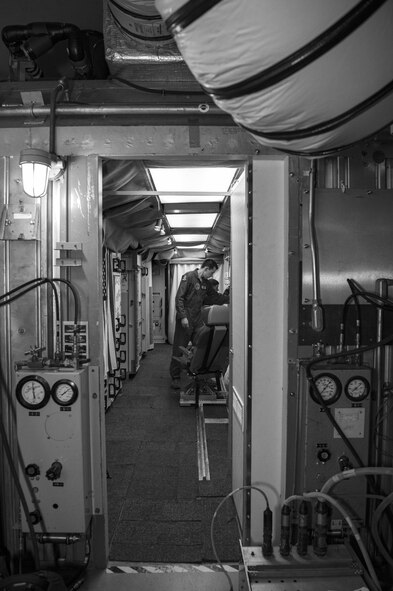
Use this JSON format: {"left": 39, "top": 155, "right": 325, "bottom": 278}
{"left": 51, "top": 380, "right": 78, "bottom": 406}
{"left": 344, "top": 376, "right": 370, "bottom": 402}
{"left": 310, "top": 373, "right": 341, "bottom": 405}
{"left": 16, "top": 375, "right": 51, "bottom": 410}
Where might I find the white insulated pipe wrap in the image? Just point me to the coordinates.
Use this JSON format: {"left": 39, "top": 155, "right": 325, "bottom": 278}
{"left": 155, "top": 0, "right": 393, "bottom": 155}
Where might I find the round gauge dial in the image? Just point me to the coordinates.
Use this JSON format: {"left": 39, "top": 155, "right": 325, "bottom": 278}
{"left": 16, "top": 375, "right": 51, "bottom": 410}
{"left": 344, "top": 376, "right": 370, "bottom": 402}
{"left": 51, "top": 380, "right": 78, "bottom": 406}
{"left": 310, "top": 373, "right": 341, "bottom": 405}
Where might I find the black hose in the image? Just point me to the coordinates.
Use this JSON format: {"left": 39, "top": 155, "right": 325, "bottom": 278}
{"left": 0, "top": 277, "right": 79, "bottom": 325}
{"left": 341, "top": 293, "right": 362, "bottom": 348}
{"left": 109, "top": 76, "right": 207, "bottom": 97}
{"left": 0, "top": 279, "right": 60, "bottom": 325}
{"left": 0, "top": 367, "right": 41, "bottom": 571}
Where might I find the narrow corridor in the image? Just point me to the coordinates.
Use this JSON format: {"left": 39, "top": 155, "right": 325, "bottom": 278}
{"left": 105, "top": 343, "right": 240, "bottom": 564}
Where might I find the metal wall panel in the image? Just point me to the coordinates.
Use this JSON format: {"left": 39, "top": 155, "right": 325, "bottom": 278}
{"left": 0, "top": 122, "right": 284, "bottom": 566}
{"left": 302, "top": 188, "right": 393, "bottom": 305}
{"left": 250, "top": 157, "right": 289, "bottom": 544}
{"left": 230, "top": 167, "right": 248, "bottom": 535}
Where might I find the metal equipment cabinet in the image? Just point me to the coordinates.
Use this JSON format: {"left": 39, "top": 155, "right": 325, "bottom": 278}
{"left": 122, "top": 252, "right": 143, "bottom": 375}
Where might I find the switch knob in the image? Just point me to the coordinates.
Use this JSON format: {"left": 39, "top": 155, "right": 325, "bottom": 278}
{"left": 317, "top": 449, "right": 331, "bottom": 463}
{"left": 45, "top": 461, "right": 63, "bottom": 481}
{"left": 25, "top": 463, "right": 40, "bottom": 477}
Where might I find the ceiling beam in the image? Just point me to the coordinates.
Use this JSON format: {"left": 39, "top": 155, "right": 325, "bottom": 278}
{"left": 103, "top": 191, "right": 230, "bottom": 196}
{"left": 171, "top": 228, "right": 211, "bottom": 235}
{"left": 163, "top": 202, "right": 220, "bottom": 214}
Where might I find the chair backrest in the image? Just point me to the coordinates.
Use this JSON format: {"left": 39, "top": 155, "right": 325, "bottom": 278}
{"left": 189, "top": 305, "right": 229, "bottom": 374}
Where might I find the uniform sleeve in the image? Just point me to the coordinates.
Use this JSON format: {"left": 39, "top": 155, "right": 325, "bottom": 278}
{"left": 175, "top": 275, "right": 189, "bottom": 319}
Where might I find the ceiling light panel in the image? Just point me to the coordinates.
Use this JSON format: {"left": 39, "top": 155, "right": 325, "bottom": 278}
{"left": 167, "top": 213, "right": 217, "bottom": 228}
{"left": 173, "top": 234, "right": 208, "bottom": 242}
{"left": 149, "top": 167, "right": 236, "bottom": 193}
{"left": 159, "top": 194, "right": 225, "bottom": 204}
{"left": 177, "top": 244, "right": 206, "bottom": 249}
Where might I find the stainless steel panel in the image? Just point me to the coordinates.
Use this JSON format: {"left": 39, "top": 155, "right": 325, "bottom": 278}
{"left": 302, "top": 188, "right": 393, "bottom": 304}
{"left": 241, "top": 544, "right": 367, "bottom": 591}
{"left": 230, "top": 168, "right": 248, "bottom": 537}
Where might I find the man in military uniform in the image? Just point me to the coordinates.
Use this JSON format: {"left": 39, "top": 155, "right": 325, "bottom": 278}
{"left": 170, "top": 258, "right": 229, "bottom": 389}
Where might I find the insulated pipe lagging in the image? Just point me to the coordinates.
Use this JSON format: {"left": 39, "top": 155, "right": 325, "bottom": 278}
{"left": 321, "top": 466, "right": 393, "bottom": 495}
{"left": 156, "top": 0, "right": 393, "bottom": 156}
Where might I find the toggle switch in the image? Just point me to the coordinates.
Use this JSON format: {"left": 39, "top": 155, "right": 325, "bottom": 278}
{"left": 45, "top": 461, "right": 63, "bottom": 481}
{"left": 338, "top": 455, "right": 353, "bottom": 471}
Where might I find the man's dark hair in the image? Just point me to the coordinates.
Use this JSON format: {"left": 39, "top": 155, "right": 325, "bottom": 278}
{"left": 201, "top": 258, "right": 218, "bottom": 271}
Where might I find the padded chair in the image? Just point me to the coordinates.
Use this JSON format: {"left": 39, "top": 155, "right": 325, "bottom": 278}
{"left": 179, "top": 305, "right": 230, "bottom": 406}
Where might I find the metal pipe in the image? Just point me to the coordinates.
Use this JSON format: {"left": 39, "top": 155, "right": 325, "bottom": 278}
{"left": 374, "top": 277, "right": 393, "bottom": 467}
{"left": 47, "top": 81, "right": 66, "bottom": 358}
{"left": 0, "top": 103, "right": 225, "bottom": 120}
{"left": 36, "top": 534, "right": 81, "bottom": 544}
{"left": 49, "top": 80, "right": 66, "bottom": 153}
{"left": 308, "top": 159, "right": 324, "bottom": 332}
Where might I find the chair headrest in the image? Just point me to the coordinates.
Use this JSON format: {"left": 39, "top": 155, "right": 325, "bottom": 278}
{"left": 201, "top": 304, "right": 229, "bottom": 326}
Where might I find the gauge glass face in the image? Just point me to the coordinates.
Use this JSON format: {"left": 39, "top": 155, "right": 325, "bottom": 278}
{"left": 311, "top": 373, "right": 341, "bottom": 405}
{"left": 16, "top": 376, "right": 50, "bottom": 409}
{"left": 345, "top": 376, "right": 369, "bottom": 401}
{"left": 52, "top": 380, "right": 78, "bottom": 406}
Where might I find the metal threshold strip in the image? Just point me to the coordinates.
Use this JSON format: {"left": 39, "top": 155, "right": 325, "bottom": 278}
{"left": 196, "top": 400, "right": 229, "bottom": 481}
{"left": 197, "top": 402, "right": 210, "bottom": 481}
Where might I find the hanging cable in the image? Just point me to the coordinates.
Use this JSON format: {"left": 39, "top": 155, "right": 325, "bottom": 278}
{"left": 347, "top": 278, "right": 393, "bottom": 311}
{"left": 285, "top": 492, "right": 382, "bottom": 591}
{"left": 321, "top": 467, "right": 393, "bottom": 496}
{"left": 0, "top": 277, "right": 79, "bottom": 325}
{"left": 371, "top": 491, "right": 393, "bottom": 570}
{"left": 340, "top": 292, "right": 362, "bottom": 351}
{"left": 210, "top": 485, "right": 270, "bottom": 591}
{"left": 0, "top": 368, "right": 41, "bottom": 572}
{"left": 108, "top": 75, "right": 207, "bottom": 97}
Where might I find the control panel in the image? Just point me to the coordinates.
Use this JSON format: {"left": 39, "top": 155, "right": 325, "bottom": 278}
{"left": 15, "top": 368, "right": 92, "bottom": 534}
{"left": 302, "top": 365, "right": 372, "bottom": 528}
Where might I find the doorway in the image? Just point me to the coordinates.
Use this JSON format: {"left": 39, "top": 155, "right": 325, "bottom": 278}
{"left": 102, "top": 160, "right": 247, "bottom": 563}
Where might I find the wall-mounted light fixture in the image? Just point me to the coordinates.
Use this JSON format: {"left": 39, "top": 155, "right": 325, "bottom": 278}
{"left": 19, "top": 79, "right": 67, "bottom": 198}
{"left": 19, "top": 148, "right": 65, "bottom": 197}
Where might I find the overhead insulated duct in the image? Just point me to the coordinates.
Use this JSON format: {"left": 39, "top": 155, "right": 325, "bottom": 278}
{"left": 103, "top": 160, "right": 178, "bottom": 257}
{"left": 103, "top": 0, "right": 200, "bottom": 90}
{"left": 155, "top": 0, "right": 393, "bottom": 156}
{"left": 205, "top": 196, "right": 230, "bottom": 256}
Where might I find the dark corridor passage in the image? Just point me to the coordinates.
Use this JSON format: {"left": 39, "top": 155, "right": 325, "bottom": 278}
{"left": 105, "top": 343, "right": 241, "bottom": 563}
